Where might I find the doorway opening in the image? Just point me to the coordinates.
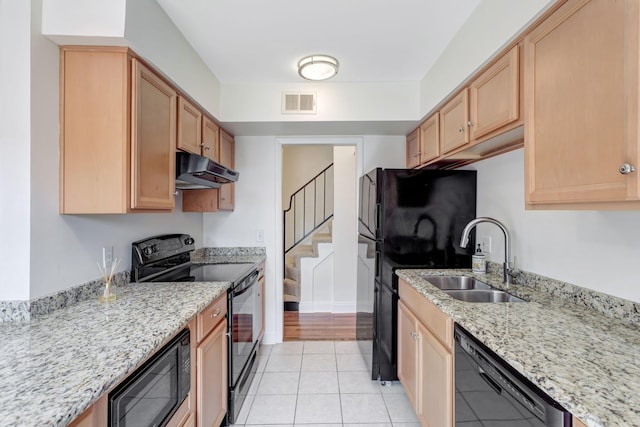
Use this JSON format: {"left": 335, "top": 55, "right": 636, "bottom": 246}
{"left": 279, "top": 141, "right": 360, "bottom": 341}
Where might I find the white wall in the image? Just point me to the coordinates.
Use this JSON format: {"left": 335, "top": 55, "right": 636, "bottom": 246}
{"left": 42, "top": 0, "right": 126, "bottom": 41}
{"left": 203, "top": 136, "right": 278, "bottom": 342}
{"left": 332, "top": 145, "right": 358, "bottom": 311}
{"left": 419, "top": 0, "right": 555, "bottom": 117}
{"left": 0, "top": 0, "right": 32, "bottom": 300}
{"left": 0, "top": 0, "right": 226, "bottom": 300}
{"left": 203, "top": 135, "right": 404, "bottom": 342}
{"left": 282, "top": 145, "right": 333, "bottom": 210}
{"left": 41, "top": 0, "right": 222, "bottom": 118}
{"left": 222, "top": 82, "right": 419, "bottom": 123}
{"left": 472, "top": 149, "right": 640, "bottom": 303}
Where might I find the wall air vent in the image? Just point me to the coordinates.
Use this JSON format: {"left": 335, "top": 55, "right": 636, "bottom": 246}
{"left": 282, "top": 92, "right": 316, "bottom": 114}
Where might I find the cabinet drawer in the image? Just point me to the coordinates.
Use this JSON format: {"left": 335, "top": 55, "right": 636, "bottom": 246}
{"left": 399, "top": 279, "right": 453, "bottom": 350}
{"left": 197, "top": 294, "right": 227, "bottom": 342}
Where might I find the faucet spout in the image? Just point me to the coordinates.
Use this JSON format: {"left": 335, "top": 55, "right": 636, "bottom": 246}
{"left": 459, "top": 217, "right": 514, "bottom": 285}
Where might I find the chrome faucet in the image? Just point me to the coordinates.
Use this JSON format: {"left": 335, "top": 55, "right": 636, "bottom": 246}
{"left": 459, "top": 217, "right": 517, "bottom": 285}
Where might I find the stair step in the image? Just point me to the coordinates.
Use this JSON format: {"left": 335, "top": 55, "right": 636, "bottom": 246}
{"left": 285, "top": 264, "right": 299, "bottom": 281}
{"left": 283, "top": 278, "right": 300, "bottom": 298}
{"left": 312, "top": 232, "right": 332, "bottom": 243}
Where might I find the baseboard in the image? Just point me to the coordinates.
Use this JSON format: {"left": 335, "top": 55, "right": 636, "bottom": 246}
{"left": 331, "top": 302, "right": 356, "bottom": 313}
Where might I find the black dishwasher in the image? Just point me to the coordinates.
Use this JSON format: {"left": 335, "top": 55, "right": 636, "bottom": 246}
{"left": 455, "top": 325, "right": 572, "bottom": 427}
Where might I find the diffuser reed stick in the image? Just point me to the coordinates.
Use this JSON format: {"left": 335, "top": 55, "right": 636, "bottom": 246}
{"left": 98, "top": 258, "right": 120, "bottom": 302}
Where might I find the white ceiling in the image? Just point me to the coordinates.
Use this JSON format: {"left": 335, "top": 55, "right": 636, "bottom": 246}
{"left": 156, "top": 0, "right": 481, "bottom": 85}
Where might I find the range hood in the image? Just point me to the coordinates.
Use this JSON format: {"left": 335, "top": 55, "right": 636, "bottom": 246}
{"left": 175, "top": 152, "right": 239, "bottom": 190}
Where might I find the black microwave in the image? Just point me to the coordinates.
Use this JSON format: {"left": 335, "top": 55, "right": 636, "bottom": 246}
{"left": 109, "top": 328, "right": 190, "bottom": 427}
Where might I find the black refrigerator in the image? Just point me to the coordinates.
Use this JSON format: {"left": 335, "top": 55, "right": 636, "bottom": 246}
{"left": 356, "top": 168, "right": 477, "bottom": 381}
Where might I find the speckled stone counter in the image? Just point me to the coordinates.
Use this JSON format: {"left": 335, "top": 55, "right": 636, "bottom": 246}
{"left": 0, "top": 281, "right": 229, "bottom": 427}
{"left": 396, "top": 268, "right": 640, "bottom": 427}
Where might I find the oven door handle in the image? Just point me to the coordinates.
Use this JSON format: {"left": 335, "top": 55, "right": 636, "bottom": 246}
{"left": 232, "top": 270, "right": 259, "bottom": 297}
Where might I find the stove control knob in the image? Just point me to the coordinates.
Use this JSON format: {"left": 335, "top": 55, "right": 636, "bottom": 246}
{"left": 184, "top": 237, "right": 195, "bottom": 246}
{"left": 151, "top": 244, "right": 159, "bottom": 253}
{"left": 143, "top": 246, "right": 153, "bottom": 256}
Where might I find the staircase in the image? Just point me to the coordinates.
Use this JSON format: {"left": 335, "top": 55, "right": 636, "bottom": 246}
{"left": 283, "top": 221, "right": 332, "bottom": 311}
{"left": 283, "top": 163, "right": 334, "bottom": 311}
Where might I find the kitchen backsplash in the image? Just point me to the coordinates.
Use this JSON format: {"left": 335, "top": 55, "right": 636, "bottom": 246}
{"left": 486, "top": 261, "right": 640, "bottom": 325}
{"left": 1, "top": 246, "right": 267, "bottom": 322}
{"left": 4, "top": 251, "right": 638, "bottom": 324}
{"left": 0, "top": 270, "right": 130, "bottom": 322}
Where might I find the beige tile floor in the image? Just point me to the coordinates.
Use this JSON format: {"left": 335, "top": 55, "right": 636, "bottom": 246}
{"left": 230, "top": 340, "right": 420, "bottom": 427}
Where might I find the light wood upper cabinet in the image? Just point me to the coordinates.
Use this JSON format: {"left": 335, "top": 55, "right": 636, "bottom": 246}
{"left": 177, "top": 96, "right": 203, "bottom": 155}
{"left": 419, "top": 114, "right": 440, "bottom": 164}
{"left": 440, "top": 88, "right": 470, "bottom": 155}
{"left": 202, "top": 116, "right": 220, "bottom": 162}
{"left": 218, "top": 129, "right": 235, "bottom": 211}
{"left": 60, "top": 47, "right": 176, "bottom": 213}
{"left": 470, "top": 46, "right": 520, "bottom": 141}
{"left": 131, "top": 60, "right": 177, "bottom": 210}
{"left": 406, "top": 128, "right": 421, "bottom": 168}
{"left": 525, "top": 0, "right": 640, "bottom": 208}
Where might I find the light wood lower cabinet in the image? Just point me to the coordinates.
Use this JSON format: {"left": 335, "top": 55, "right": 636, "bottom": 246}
{"left": 196, "top": 294, "right": 228, "bottom": 427}
{"left": 397, "top": 301, "right": 419, "bottom": 409}
{"left": 417, "top": 321, "right": 453, "bottom": 427}
{"left": 573, "top": 417, "right": 587, "bottom": 427}
{"left": 398, "top": 279, "right": 454, "bottom": 427}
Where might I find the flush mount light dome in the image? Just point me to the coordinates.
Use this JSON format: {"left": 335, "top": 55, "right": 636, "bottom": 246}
{"left": 298, "top": 55, "right": 339, "bottom": 81}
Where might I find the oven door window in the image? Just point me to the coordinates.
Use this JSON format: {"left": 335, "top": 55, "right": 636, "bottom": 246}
{"left": 231, "top": 282, "right": 256, "bottom": 386}
{"left": 111, "top": 347, "right": 179, "bottom": 427}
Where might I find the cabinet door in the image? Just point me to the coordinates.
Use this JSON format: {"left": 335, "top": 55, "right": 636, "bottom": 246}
{"left": 218, "top": 129, "right": 235, "bottom": 211}
{"left": 524, "top": 0, "right": 640, "bottom": 205}
{"left": 397, "top": 301, "right": 418, "bottom": 410}
{"left": 202, "top": 116, "right": 220, "bottom": 162}
{"left": 406, "top": 128, "right": 421, "bottom": 168}
{"left": 440, "top": 88, "right": 470, "bottom": 154}
{"left": 177, "top": 96, "right": 202, "bottom": 155}
{"left": 131, "top": 59, "right": 176, "bottom": 210}
{"left": 419, "top": 114, "right": 440, "bottom": 164}
{"left": 470, "top": 46, "right": 519, "bottom": 141}
{"left": 197, "top": 319, "right": 228, "bottom": 427}
{"left": 418, "top": 323, "right": 453, "bottom": 427}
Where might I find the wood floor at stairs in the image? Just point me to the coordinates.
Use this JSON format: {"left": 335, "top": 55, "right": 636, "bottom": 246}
{"left": 283, "top": 312, "right": 356, "bottom": 341}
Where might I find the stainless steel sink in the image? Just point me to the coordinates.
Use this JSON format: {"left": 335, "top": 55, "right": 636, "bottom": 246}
{"left": 422, "top": 275, "right": 492, "bottom": 290}
{"left": 444, "top": 289, "right": 526, "bottom": 303}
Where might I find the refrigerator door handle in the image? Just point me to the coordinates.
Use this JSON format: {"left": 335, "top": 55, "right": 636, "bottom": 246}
{"left": 375, "top": 251, "right": 382, "bottom": 278}
{"left": 375, "top": 203, "right": 382, "bottom": 237}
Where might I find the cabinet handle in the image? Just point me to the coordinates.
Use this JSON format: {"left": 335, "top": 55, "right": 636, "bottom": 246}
{"left": 467, "top": 121, "right": 473, "bottom": 127}
{"left": 458, "top": 127, "right": 464, "bottom": 133}
{"left": 204, "top": 145, "right": 211, "bottom": 151}
{"left": 619, "top": 163, "right": 636, "bottom": 174}
{"left": 210, "top": 308, "right": 221, "bottom": 318}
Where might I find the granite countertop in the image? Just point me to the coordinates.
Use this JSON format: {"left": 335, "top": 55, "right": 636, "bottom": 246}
{"left": 0, "top": 248, "right": 266, "bottom": 426}
{"left": 396, "top": 269, "right": 640, "bottom": 427}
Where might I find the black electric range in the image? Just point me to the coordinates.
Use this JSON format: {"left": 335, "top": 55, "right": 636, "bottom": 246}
{"left": 130, "top": 233, "right": 255, "bottom": 286}
{"left": 130, "top": 234, "right": 261, "bottom": 425}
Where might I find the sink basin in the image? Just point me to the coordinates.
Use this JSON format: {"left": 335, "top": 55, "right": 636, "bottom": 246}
{"left": 444, "top": 289, "right": 526, "bottom": 303}
{"left": 422, "top": 275, "right": 492, "bottom": 290}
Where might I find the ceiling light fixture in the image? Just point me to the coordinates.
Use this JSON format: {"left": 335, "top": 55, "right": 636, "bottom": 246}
{"left": 297, "top": 55, "right": 339, "bottom": 81}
